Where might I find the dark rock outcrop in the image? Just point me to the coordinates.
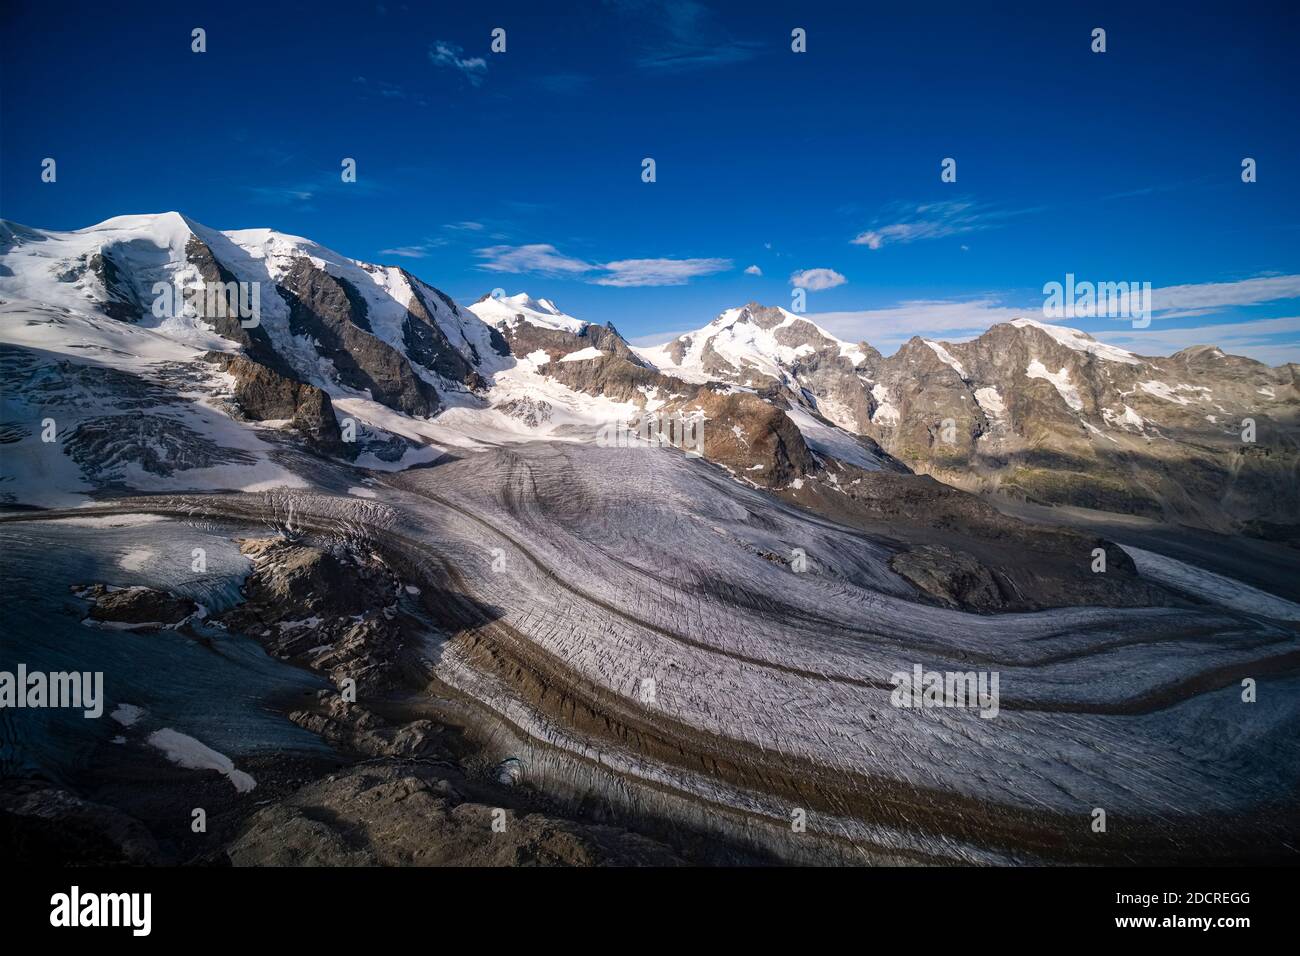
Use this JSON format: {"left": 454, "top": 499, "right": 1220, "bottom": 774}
{"left": 218, "top": 537, "right": 418, "bottom": 694}
{"left": 65, "top": 414, "right": 256, "bottom": 479}
{"left": 204, "top": 351, "right": 349, "bottom": 457}
{"left": 660, "top": 386, "right": 819, "bottom": 488}
{"left": 227, "top": 761, "right": 685, "bottom": 867}
{"left": 402, "top": 275, "right": 487, "bottom": 387}
{"left": 79, "top": 584, "right": 197, "bottom": 627}
{"left": 889, "top": 545, "right": 1006, "bottom": 611}
{"left": 0, "top": 781, "right": 162, "bottom": 866}
{"left": 276, "top": 257, "right": 441, "bottom": 417}
{"left": 184, "top": 236, "right": 288, "bottom": 373}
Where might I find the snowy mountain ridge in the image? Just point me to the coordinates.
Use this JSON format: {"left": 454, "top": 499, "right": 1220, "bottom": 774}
{"left": 2, "top": 213, "right": 1297, "bottom": 533}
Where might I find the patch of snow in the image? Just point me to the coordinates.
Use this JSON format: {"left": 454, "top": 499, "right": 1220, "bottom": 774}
{"left": 1138, "top": 380, "right": 1192, "bottom": 405}
{"left": 1026, "top": 360, "right": 1084, "bottom": 411}
{"left": 923, "top": 340, "right": 967, "bottom": 378}
{"left": 146, "top": 728, "right": 257, "bottom": 792}
{"left": 1102, "top": 405, "right": 1146, "bottom": 431}
{"left": 784, "top": 405, "right": 884, "bottom": 471}
{"left": 559, "top": 346, "right": 605, "bottom": 362}
{"left": 111, "top": 703, "right": 146, "bottom": 727}
{"left": 973, "top": 386, "right": 1006, "bottom": 422}
{"left": 117, "top": 548, "right": 154, "bottom": 572}
{"left": 1011, "top": 317, "right": 1142, "bottom": 364}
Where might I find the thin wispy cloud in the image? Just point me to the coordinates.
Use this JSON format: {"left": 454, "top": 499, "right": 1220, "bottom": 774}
{"left": 851, "top": 199, "right": 1030, "bottom": 249}
{"left": 379, "top": 238, "right": 448, "bottom": 259}
{"left": 244, "top": 172, "right": 381, "bottom": 207}
{"left": 352, "top": 75, "right": 428, "bottom": 107}
{"left": 475, "top": 242, "right": 731, "bottom": 287}
{"left": 1029, "top": 274, "right": 1300, "bottom": 323}
{"left": 1150, "top": 275, "right": 1300, "bottom": 319}
{"left": 444, "top": 221, "right": 485, "bottom": 232}
{"left": 1094, "top": 315, "right": 1300, "bottom": 364}
{"left": 812, "top": 298, "right": 1027, "bottom": 349}
{"left": 594, "top": 257, "right": 731, "bottom": 287}
{"left": 475, "top": 244, "right": 592, "bottom": 277}
{"left": 429, "top": 41, "right": 487, "bottom": 85}
{"left": 606, "top": 0, "right": 763, "bottom": 71}
{"left": 790, "top": 268, "right": 847, "bottom": 291}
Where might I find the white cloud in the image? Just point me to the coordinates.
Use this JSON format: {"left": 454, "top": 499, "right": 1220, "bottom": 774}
{"left": 1093, "top": 315, "right": 1300, "bottom": 365}
{"left": 380, "top": 245, "right": 433, "bottom": 259}
{"left": 429, "top": 42, "right": 488, "bottom": 85}
{"left": 444, "top": 221, "right": 484, "bottom": 232}
{"left": 811, "top": 298, "right": 1028, "bottom": 351}
{"left": 474, "top": 244, "right": 592, "bottom": 276}
{"left": 1150, "top": 275, "right": 1300, "bottom": 319}
{"left": 790, "top": 268, "right": 847, "bottom": 291}
{"left": 593, "top": 257, "right": 731, "bottom": 287}
{"left": 851, "top": 200, "right": 1027, "bottom": 249}
{"left": 744, "top": 264, "right": 762, "bottom": 276}
{"left": 474, "top": 243, "right": 730, "bottom": 287}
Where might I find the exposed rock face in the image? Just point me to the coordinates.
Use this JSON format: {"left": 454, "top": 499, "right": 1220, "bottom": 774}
{"left": 219, "top": 537, "right": 417, "bottom": 693}
{"left": 496, "top": 396, "right": 553, "bottom": 427}
{"left": 889, "top": 545, "right": 1006, "bottom": 611}
{"left": 277, "top": 257, "right": 441, "bottom": 417}
{"left": 287, "top": 692, "right": 451, "bottom": 761}
{"left": 80, "top": 584, "right": 197, "bottom": 626}
{"left": 546, "top": 353, "right": 684, "bottom": 405}
{"left": 227, "top": 761, "right": 684, "bottom": 866}
{"left": 65, "top": 414, "right": 256, "bottom": 479}
{"left": 204, "top": 351, "right": 348, "bottom": 457}
{"left": 402, "top": 275, "right": 487, "bottom": 387}
{"left": 855, "top": 321, "right": 1300, "bottom": 533}
{"left": 783, "top": 466, "right": 1170, "bottom": 611}
{"left": 0, "top": 781, "right": 162, "bottom": 865}
{"left": 88, "top": 247, "right": 146, "bottom": 323}
{"left": 643, "top": 306, "right": 1300, "bottom": 534}
{"left": 184, "top": 235, "right": 287, "bottom": 372}
{"left": 659, "top": 387, "right": 819, "bottom": 487}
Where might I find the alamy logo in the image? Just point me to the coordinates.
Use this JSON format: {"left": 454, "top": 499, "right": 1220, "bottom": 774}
{"left": 0, "top": 665, "right": 103, "bottom": 718}
{"left": 152, "top": 279, "right": 261, "bottom": 328}
{"left": 890, "top": 664, "right": 1000, "bottom": 718}
{"left": 50, "top": 886, "right": 151, "bottom": 936}
{"left": 1042, "top": 273, "right": 1152, "bottom": 328}
{"left": 596, "top": 411, "right": 704, "bottom": 457}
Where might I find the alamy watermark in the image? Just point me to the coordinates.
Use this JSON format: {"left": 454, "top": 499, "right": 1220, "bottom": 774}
{"left": 890, "top": 664, "right": 1000, "bottom": 718}
{"left": 596, "top": 411, "right": 704, "bottom": 457}
{"left": 1, "top": 665, "right": 103, "bottom": 718}
{"left": 1042, "top": 273, "right": 1151, "bottom": 328}
{"left": 152, "top": 279, "right": 261, "bottom": 328}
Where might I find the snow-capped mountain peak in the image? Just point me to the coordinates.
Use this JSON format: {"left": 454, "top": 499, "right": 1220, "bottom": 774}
{"left": 634, "top": 302, "right": 869, "bottom": 386}
{"left": 466, "top": 291, "right": 587, "bottom": 333}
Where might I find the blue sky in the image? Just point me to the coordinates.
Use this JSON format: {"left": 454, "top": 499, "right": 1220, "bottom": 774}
{"left": 2, "top": 0, "right": 1298, "bottom": 360}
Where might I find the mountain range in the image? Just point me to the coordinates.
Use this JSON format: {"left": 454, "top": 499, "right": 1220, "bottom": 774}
{"left": 3, "top": 212, "right": 1295, "bottom": 538}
